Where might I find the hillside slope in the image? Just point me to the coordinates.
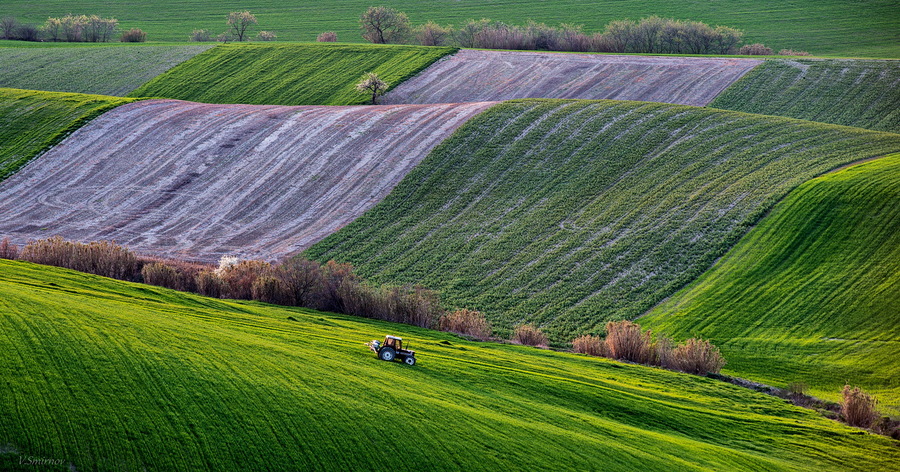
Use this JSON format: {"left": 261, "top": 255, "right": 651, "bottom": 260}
{"left": 1, "top": 0, "right": 896, "bottom": 57}
{"left": 0, "top": 99, "right": 493, "bottom": 261}
{"left": 306, "top": 99, "right": 900, "bottom": 340}
{"left": 642, "top": 154, "right": 900, "bottom": 414}
{"left": 0, "top": 88, "right": 134, "bottom": 182}
{"left": 1, "top": 259, "right": 898, "bottom": 471}
{"left": 383, "top": 50, "right": 760, "bottom": 106}
{"left": 0, "top": 44, "right": 214, "bottom": 96}
{"left": 129, "top": 43, "right": 456, "bottom": 105}
{"left": 712, "top": 59, "right": 900, "bottom": 133}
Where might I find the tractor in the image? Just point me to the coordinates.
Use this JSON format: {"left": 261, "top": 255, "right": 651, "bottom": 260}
{"left": 367, "top": 335, "right": 416, "bottom": 365}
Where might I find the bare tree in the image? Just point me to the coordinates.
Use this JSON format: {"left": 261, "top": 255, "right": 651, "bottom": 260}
{"left": 227, "top": 11, "right": 257, "bottom": 41}
{"left": 1, "top": 17, "right": 18, "bottom": 40}
{"left": 415, "top": 21, "right": 451, "bottom": 46}
{"left": 359, "top": 6, "right": 410, "bottom": 44}
{"left": 356, "top": 72, "right": 389, "bottom": 104}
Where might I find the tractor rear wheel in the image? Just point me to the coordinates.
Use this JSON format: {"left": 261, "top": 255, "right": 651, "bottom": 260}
{"left": 379, "top": 347, "right": 396, "bottom": 361}
{"left": 404, "top": 356, "right": 416, "bottom": 366}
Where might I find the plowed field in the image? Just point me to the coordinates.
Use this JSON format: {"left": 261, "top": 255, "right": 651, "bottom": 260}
{"left": 0, "top": 99, "right": 493, "bottom": 261}
{"left": 383, "top": 50, "right": 761, "bottom": 106}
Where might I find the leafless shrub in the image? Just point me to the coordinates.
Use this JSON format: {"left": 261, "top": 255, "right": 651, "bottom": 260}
{"left": 189, "top": 29, "right": 212, "bottom": 41}
{"left": 779, "top": 49, "right": 810, "bottom": 56}
{"left": 141, "top": 263, "right": 179, "bottom": 289}
{"left": 385, "top": 285, "right": 443, "bottom": 328}
{"left": 439, "top": 308, "right": 492, "bottom": 340}
{"left": 0, "top": 237, "right": 18, "bottom": 260}
{"left": 453, "top": 18, "right": 490, "bottom": 48}
{"left": 604, "top": 320, "right": 653, "bottom": 364}
{"left": 19, "top": 236, "right": 139, "bottom": 280}
{"left": 654, "top": 335, "right": 675, "bottom": 369}
{"left": 1, "top": 17, "right": 18, "bottom": 40}
{"left": 196, "top": 270, "right": 226, "bottom": 298}
{"left": 554, "top": 23, "right": 591, "bottom": 52}
{"left": 512, "top": 324, "right": 549, "bottom": 347}
{"left": 318, "top": 260, "right": 358, "bottom": 312}
{"left": 15, "top": 23, "right": 39, "bottom": 41}
{"left": 216, "top": 32, "right": 230, "bottom": 43}
{"left": 119, "top": 28, "right": 146, "bottom": 42}
{"left": 316, "top": 31, "right": 337, "bottom": 42}
{"left": 841, "top": 385, "right": 879, "bottom": 428}
{"left": 670, "top": 338, "right": 726, "bottom": 374}
{"left": 572, "top": 334, "right": 607, "bottom": 356}
{"left": 738, "top": 43, "right": 774, "bottom": 55}
{"left": 251, "top": 275, "right": 289, "bottom": 304}
{"left": 360, "top": 6, "right": 410, "bottom": 44}
{"left": 256, "top": 30, "right": 276, "bottom": 41}
{"left": 415, "top": 21, "right": 451, "bottom": 46}
{"left": 219, "top": 260, "right": 272, "bottom": 300}
{"left": 276, "top": 257, "right": 322, "bottom": 307}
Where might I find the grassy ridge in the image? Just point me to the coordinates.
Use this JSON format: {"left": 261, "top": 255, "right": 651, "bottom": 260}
{"left": 129, "top": 43, "right": 456, "bottom": 105}
{"left": 1, "top": 259, "right": 897, "bottom": 471}
{"left": 306, "top": 99, "right": 900, "bottom": 341}
{"left": 712, "top": 59, "right": 900, "bottom": 133}
{"left": 0, "top": 0, "right": 897, "bottom": 57}
{"left": 642, "top": 154, "right": 900, "bottom": 414}
{"left": 0, "top": 44, "right": 213, "bottom": 96}
{"left": 0, "top": 88, "right": 135, "bottom": 182}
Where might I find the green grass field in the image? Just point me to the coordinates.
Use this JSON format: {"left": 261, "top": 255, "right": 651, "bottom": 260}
{"left": 128, "top": 43, "right": 456, "bottom": 105}
{"left": 0, "top": 44, "right": 213, "bottom": 96}
{"left": 0, "top": 88, "right": 134, "bottom": 182}
{"left": 1, "top": 259, "right": 897, "bottom": 471}
{"left": 713, "top": 59, "right": 900, "bottom": 133}
{"left": 641, "top": 154, "right": 900, "bottom": 415}
{"left": 305, "top": 99, "right": 900, "bottom": 342}
{"left": 0, "top": 0, "right": 897, "bottom": 57}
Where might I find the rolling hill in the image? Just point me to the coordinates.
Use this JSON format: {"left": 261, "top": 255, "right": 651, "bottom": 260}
{"left": 712, "top": 58, "right": 900, "bottom": 133}
{"left": 0, "top": 43, "right": 213, "bottom": 96}
{"left": 0, "top": 88, "right": 135, "bottom": 182}
{"left": 0, "top": 99, "right": 494, "bottom": 261}
{"left": 1, "top": 0, "right": 897, "bottom": 57}
{"left": 1, "top": 259, "right": 897, "bottom": 471}
{"left": 383, "top": 50, "right": 761, "bottom": 106}
{"left": 129, "top": 43, "right": 456, "bottom": 105}
{"left": 306, "top": 99, "right": 900, "bottom": 341}
{"left": 641, "top": 154, "right": 900, "bottom": 414}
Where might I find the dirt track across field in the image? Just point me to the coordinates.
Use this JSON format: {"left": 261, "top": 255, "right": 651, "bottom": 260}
{"left": 383, "top": 50, "right": 761, "bottom": 106}
{"left": 0, "top": 99, "right": 494, "bottom": 262}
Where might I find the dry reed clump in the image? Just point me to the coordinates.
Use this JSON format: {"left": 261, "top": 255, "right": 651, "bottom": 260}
{"left": 0, "top": 237, "right": 18, "bottom": 260}
{"left": 738, "top": 43, "right": 774, "bottom": 55}
{"left": 604, "top": 320, "right": 654, "bottom": 364}
{"left": 841, "top": 385, "right": 879, "bottom": 428}
{"left": 339, "top": 282, "right": 444, "bottom": 328}
{"left": 572, "top": 334, "right": 607, "bottom": 357}
{"left": 316, "top": 31, "right": 337, "bottom": 42}
{"left": 195, "top": 270, "right": 226, "bottom": 298}
{"left": 439, "top": 309, "right": 492, "bottom": 340}
{"left": 512, "top": 324, "right": 549, "bottom": 347}
{"left": 571, "top": 320, "right": 726, "bottom": 376}
{"left": 251, "top": 275, "right": 288, "bottom": 304}
{"left": 218, "top": 259, "right": 273, "bottom": 300}
{"left": 139, "top": 258, "right": 206, "bottom": 292}
{"left": 19, "top": 236, "right": 140, "bottom": 280}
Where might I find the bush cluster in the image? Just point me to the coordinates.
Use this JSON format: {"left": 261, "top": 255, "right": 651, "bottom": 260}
{"left": 1, "top": 15, "right": 149, "bottom": 42}
{"left": 439, "top": 308, "right": 492, "bottom": 340}
{"left": 3, "top": 236, "right": 447, "bottom": 329}
{"left": 358, "top": 8, "right": 804, "bottom": 55}
{"left": 512, "top": 323, "right": 549, "bottom": 347}
{"left": 573, "top": 320, "right": 726, "bottom": 375}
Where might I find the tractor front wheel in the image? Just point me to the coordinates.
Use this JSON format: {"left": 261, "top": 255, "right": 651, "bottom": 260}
{"left": 404, "top": 356, "right": 416, "bottom": 366}
{"left": 379, "top": 347, "right": 396, "bottom": 362}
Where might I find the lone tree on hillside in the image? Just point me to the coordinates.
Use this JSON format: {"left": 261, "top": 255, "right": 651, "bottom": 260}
{"left": 356, "top": 72, "right": 389, "bottom": 104}
{"left": 360, "top": 6, "right": 410, "bottom": 44}
{"left": 227, "top": 11, "right": 257, "bottom": 41}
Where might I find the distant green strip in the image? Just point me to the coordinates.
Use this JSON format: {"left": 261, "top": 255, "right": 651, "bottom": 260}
{"left": 0, "top": 88, "right": 135, "bottom": 182}
{"left": 129, "top": 43, "right": 457, "bottom": 105}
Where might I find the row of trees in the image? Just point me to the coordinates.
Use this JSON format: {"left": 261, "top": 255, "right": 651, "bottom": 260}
{"left": 0, "top": 15, "right": 145, "bottom": 42}
{"left": 358, "top": 7, "right": 807, "bottom": 55}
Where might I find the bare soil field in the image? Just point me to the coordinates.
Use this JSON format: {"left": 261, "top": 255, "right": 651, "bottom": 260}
{"left": 383, "top": 50, "right": 761, "bottom": 106}
{"left": 0, "top": 99, "right": 493, "bottom": 262}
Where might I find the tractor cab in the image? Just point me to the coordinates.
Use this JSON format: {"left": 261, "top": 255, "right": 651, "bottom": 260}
{"left": 367, "top": 335, "right": 416, "bottom": 366}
